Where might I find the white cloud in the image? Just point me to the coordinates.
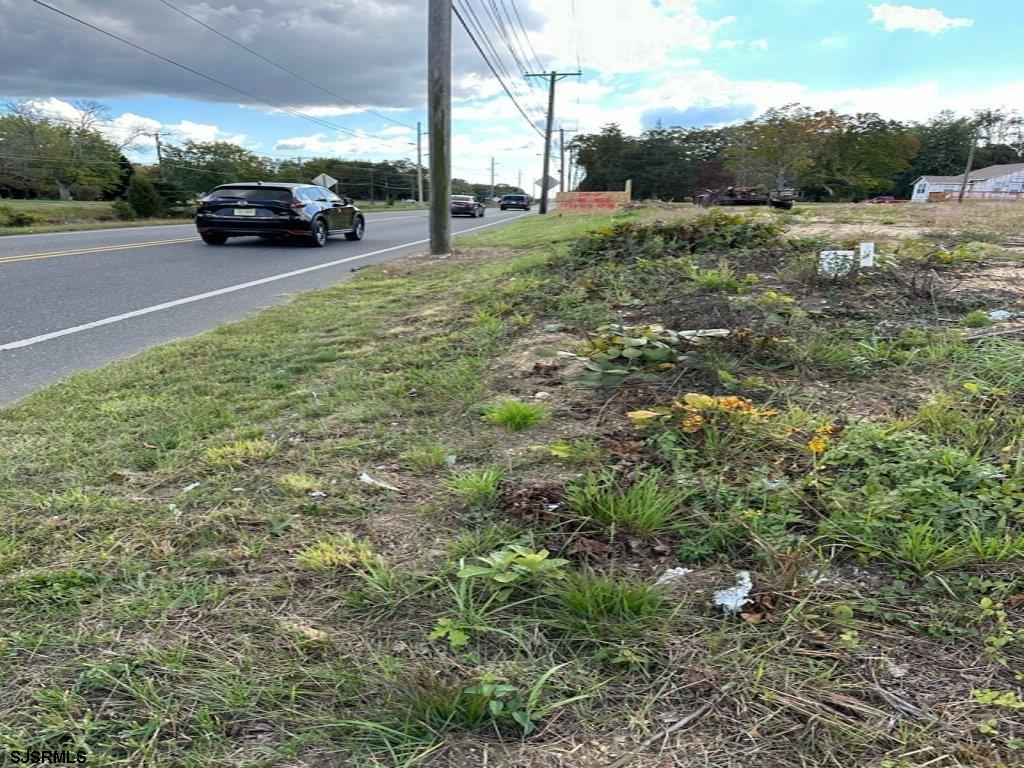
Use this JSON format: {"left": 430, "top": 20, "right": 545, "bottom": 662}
{"left": 24, "top": 98, "right": 159, "bottom": 147}
{"left": 749, "top": 38, "right": 769, "bottom": 50}
{"left": 273, "top": 131, "right": 415, "bottom": 157}
{"left": 869, "top": 3, "right": 972, "bottom": 33}
{"left": 166, "top": 120, "right": 251, "bottom": 148}
{"left": 526, "top": 0, "right": 734, "bottom": 74}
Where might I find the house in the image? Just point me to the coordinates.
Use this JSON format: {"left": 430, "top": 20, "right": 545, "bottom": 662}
{"left": 910, "top": 163, "right": 1024, "bottom": 202}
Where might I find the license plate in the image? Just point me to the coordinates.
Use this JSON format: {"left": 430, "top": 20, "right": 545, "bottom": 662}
{"left": 233, "top": 207, "right": 256, "bottom": 216}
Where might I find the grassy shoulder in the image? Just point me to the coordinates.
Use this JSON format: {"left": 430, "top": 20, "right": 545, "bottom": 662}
{"left": 0, "top": 199, "right": 187, "bottom": 236}
{"left": 0, "top": 198, "right": 427, "bottom": 236}
{"left": 2, "top": 203, "right": 1023, "bottom": 767}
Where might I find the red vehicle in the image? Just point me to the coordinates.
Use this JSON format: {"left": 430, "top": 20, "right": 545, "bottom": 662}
{"left": 865, "top": 196, "right": 906, "bottom": 204}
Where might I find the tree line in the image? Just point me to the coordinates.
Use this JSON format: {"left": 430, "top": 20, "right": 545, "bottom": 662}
{"left": 0, "top": 100, "right": 523, "bottom": 213}
{"left": 571, "top": 104, "right": 1024, "bottom": 201}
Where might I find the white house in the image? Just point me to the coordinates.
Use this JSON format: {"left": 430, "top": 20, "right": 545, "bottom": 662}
{"left": 911, "top": 163, "right": 1024, "bottom": 202}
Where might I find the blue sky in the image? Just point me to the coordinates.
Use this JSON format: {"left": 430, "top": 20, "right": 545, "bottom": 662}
{"left": 3, "top": 1, "right": 1021, "bottom": 194}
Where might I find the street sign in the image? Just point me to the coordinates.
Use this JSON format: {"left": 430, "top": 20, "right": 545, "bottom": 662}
{"left": 311, "top": 173, "right": 339, "bottom": 189}
{"left": 534, "top": 175, "right": 559, "bottom": 191}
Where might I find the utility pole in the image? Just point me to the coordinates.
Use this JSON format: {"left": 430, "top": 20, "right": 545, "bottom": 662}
{"left": 428, "top": 0, "right": 452, "bottom": 255}
{"left": 416, "top": 120, "right": 424, "bottom": 204}
{"left": 526, "top": 69, "right": 581, "bottom": 214}
{"left": 958, "top": 127, "right": 978, "bottom": 204}
{"left": 153, "top": 132, "right": 163, "bottom": 167}
{"left": 490, "top": 157, "right": 496, "bottom": 200}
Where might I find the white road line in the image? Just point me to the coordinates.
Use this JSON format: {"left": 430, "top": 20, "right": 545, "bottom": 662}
{"left": 0, "top": 212, "right": 529, "bottom": 351}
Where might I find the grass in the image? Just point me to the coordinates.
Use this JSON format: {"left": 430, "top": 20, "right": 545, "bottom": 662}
{"left": 2, "top": 201, "right": 1024, "bottom": 766}
{"left": 564, "top": 468, "right": 690, "bottom": 535}
{"left": 0, "top": 198, "right": 426, "bottom": 236}
{"left": 480, "top": 397, "right": 549, "bottom": 431}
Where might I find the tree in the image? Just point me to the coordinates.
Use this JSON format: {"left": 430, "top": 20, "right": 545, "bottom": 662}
{"left": 0, "top": 100, "right": 143, "bottom": 199}
{"left": 162, "top": 141, "right": 272, "bottom": 194}
{"left": 126, "top": 172, "right": 163, "bottom": 217}
{"left": 722, "top": 106, "right": 818, "bottom": 191}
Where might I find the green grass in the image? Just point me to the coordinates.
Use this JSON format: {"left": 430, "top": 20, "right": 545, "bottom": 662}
{"left": 442, "top": 466, "right": 505, "bottom": 509}
{"left": 564, "top": 468, "right": 690, "bottom": 535}
{"left": 2, "top": 204, "right": 1024, "bottom": 766}
{"left": 480, "top": 397, "right": 549, "bottom": 431}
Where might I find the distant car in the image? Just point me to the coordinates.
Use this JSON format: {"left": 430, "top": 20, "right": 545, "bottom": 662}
{"left": 499, "top": 194, "right": 531, "bottom": 211}
{"left": 865, "top": 196, "right": 906, "bottom": 204}
{"left": 450, "top": 195, "right": 485, "bottom": 217}
{"left": 195, "top": 182, "right": 365, "bottom": 247}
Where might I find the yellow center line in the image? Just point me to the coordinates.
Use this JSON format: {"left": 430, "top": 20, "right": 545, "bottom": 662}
{"left": 0, "top": 236, "right": 200, "bottom": 266}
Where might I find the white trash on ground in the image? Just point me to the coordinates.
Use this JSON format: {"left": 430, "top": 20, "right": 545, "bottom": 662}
{"left": 987, "top": 309, "right": 1016, "bottom": 321}
{"left": 654, "top": 567, "right": 694, "bottom": 588}
{"left": 713, "top": 570, "right": 754, "bottom": 614}
{"left": 358, "top": 472, "right": 400, "bottom": 492}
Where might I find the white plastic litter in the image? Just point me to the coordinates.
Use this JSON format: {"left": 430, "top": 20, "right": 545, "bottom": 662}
{"left": 308, "top": 491, "right": 327, "bottom": 498}
{"left": 819, "top": 250, "right": 857, "bottom": 278}
{"left": 182, "top": 482, "right": 200, "bottom": 493}
{"left": 713, "top": 571, "right": 753, "bottom": 614}
{"left": 444, "top": 455, "right": 458, "bottom": 466}
{"left": 678, "top": 328, "right": 730, "bottom": 342}
{"left": 987, "top": 309, "right": 1016, "bottom": 321}
{"left": 654, "top": 567, "right": 694, "bottom": 588}
{"left": 359, "top": 472, "right": 399, "bottom": 492}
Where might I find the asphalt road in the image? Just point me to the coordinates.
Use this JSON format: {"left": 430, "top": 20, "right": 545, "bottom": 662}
{"left": 0, "top": 208, "right": 531, "bottom": 403}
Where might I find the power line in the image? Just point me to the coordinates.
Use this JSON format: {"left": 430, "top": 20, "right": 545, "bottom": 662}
{"left": 28, "top": 0, "right": 405, "bottom": 153}
{"left": 507, "top": 0, "right": 545, "bottom": 73}
{"left": 155, "top": 0, "right": 415, "bottom": 133}
{"left": 451, "top": 2, "right": 544, "bottom": 139}
{"left": 466, "top": 0, "right": 547, "bottom": 124}
{"left": 204, "top": 3, "right": 416, "bottom": 131}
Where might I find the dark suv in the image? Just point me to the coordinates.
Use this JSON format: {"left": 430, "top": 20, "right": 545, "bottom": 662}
{"left": 195, "top": 182, "right": 365, "bottom": 247}
{"left": 499, "top": 194, "right": 531, "bottom": 211}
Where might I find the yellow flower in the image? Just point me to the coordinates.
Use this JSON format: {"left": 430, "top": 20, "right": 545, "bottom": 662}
{"left": 680, "top": 414, "right": 706, "bottom": 433}
{"left": 683, "top": 393, "right": 717, "bottom": 410}
{"left": 627, "top": 409, "right": 661, "bottom": 426}
{"left": 807, "top": 436, "right": 829, "bottom": 454}
{"left": 962, "top": 381, "right": 981, "bottom": 395}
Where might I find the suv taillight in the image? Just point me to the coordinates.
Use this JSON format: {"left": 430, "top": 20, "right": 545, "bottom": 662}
{"left": 288, "top": 200, "right": 305, "bottom": 210}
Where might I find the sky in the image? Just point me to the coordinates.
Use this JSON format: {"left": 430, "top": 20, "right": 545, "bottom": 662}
{"left": 1, "top": 0, "right": 1022, "bottom": 195}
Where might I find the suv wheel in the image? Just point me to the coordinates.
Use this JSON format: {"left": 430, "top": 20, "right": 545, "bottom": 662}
{"left": 201, "top": 231, "right": 227, "bottom": 245}
{"left": 308, "top": 218, "right": 328, "bottom": 247}
{"left": 345, "top": 215, "right": 365, "bottom": 241}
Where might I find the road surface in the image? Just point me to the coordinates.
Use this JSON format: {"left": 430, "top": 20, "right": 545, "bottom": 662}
{"left": 0, "top": 208, "right": 530, "bottom": 403}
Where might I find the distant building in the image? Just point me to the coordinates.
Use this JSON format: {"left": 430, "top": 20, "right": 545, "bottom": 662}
{"left": 910, "top": 163, "right": 1024, "bottom": 202}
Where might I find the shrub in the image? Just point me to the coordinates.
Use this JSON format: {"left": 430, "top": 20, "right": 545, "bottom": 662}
{"left": 126, "top": 172, "right": 163, "bottom": 218}
{"left": 2, "top": 209, "right": 43, "bottom": 227}
{"left": 567, "top": 210, "right": 783, "bottom": 270}
{"left": 687, "top": 261, "right": 758, "bottom": 293}
{"left": 564, "top": 468, "right": 690, "bottom": 534}
{"left": 111, "top": 199, "right": 136, "bottom": 221}
{"left": 481, "top": 398, "right": 549, "bottom": 431}
{"left": 962, "top": 310, "right": 994, "bottom": 328}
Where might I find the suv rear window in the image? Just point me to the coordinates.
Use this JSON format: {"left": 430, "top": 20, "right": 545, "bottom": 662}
{"left": 502, "top": 195, "right": 526, "bottom": 201}
{"left": 208, "top": 187, "right": 294, "bottom": 202}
